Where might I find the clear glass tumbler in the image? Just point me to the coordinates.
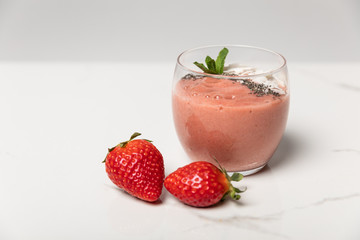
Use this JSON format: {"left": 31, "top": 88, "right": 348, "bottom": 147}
{"left": 172, "top": 45, "right": 289, "bottom": 175}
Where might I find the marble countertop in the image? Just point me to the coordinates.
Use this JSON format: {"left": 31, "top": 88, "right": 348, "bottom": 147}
{"left": 0, "top": 62, "right": 359, "bottom": 239}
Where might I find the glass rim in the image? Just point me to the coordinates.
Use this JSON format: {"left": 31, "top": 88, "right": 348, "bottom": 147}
{"left": 177, "top": 44, "right": 287, "bottom": 79}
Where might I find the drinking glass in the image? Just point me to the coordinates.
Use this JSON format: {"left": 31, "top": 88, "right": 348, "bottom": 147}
{"left": 172, "top": 45, "right": 289, "bottom": 175}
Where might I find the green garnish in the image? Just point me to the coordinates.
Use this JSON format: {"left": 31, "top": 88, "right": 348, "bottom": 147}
{"left": 194, "top": 47, "right": 229, "bottom": 74}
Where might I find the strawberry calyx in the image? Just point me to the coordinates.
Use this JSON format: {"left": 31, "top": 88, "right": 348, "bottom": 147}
{"left": 225, "top": 172, "right": 246, "bottom": 200}
{"left": 213, "top": 157, "right": 246, "bottom": 201}
{"left": 102, "top": 132, "right": 152, "bottom": 163}
{"left": 118, "top": 132, "right": 142, "bottom": 148}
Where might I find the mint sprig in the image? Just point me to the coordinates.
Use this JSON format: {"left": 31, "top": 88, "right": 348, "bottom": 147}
{"left": 194, "top": 47, "right": 229, "bottom": 74}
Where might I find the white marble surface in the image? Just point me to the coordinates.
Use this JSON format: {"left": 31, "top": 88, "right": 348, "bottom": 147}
{"left": 0, "top": 62, "right": 359, "bottom": 239}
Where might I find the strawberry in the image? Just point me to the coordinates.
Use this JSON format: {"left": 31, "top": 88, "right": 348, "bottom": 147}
{"left": 103, "top": 132, "right": 165, "bottom": 202}
{"left": 164, "top": 161, "right": 245, "bottom": 207}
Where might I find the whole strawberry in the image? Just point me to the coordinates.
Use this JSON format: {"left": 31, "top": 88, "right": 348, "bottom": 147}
{"left": 103, "top": 132, "right": 164, "bottom": 202}
{"left": 164, "top": 161, "right": 245, "bottom": 207}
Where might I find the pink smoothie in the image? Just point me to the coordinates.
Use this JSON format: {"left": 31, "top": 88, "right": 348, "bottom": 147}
{"left": 172, "top": 76, "right": 289, "bottom": 171}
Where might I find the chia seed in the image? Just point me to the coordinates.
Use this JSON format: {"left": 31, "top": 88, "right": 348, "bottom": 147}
{"left": 182, "top": 74, "right": 204, "bottom": 80}
{"left": 181, "top": 74, "right": 281, "bottom": 97}
{"left": 239, "top": 79, "right": 281, "bottom": 97}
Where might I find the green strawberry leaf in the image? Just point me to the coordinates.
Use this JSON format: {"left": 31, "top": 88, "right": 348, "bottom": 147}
{"left": 211, "top": 155, "right": 246, "bottom": 201}
{"left": 233, "top": 186, "right": 247, "bottom": 193}
{"left": 102, "top": 132, "right": 147, "bottom": 163}
{"left": 119, "top": 132, "right": 142, "bottom": 147}
{"left": 230, "top": 172, "right": 243, "bottom": 181}
{"left": 130, "top": 132, "right": 142, "bottom": 140}
{"left": 103, "top": 132, "right": 143, "bottom": 163}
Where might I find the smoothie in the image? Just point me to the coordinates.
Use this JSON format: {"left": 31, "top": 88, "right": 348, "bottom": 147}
{"left": 172, "top": 73, "right": 289, "bottom": 172}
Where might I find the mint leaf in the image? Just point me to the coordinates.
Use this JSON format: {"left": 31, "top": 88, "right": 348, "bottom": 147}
{"left": 193, "top": 47, "right": 229, "bottom": 75}
{"left": 215, "top": 47, "right": 229, "bottom": 74}
{"left": 194, "top": 61, "right": 210, "bottom": 73}
{"left": 205, "top": 56, "right": 217, "bottom": 73}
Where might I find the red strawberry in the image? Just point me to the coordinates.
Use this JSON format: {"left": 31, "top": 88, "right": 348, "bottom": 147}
{"left": 164, "top": 161, "right": 245, "bottom": 207}
{"left": 103, "top": 132, "right": 165, "bottom": 202}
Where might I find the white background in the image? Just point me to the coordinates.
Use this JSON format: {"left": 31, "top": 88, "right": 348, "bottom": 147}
{"left": 0, "top": 0, "right": 359, "bottom": 62}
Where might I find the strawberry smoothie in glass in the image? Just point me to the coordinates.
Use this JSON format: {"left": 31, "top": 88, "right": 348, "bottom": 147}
{"left": 172, "top": 45, "right": 289, "bottom": 175}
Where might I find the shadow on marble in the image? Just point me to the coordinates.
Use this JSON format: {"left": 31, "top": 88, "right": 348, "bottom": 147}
{"left": 267, "top": 132, "right": 306, "bottom": 170}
